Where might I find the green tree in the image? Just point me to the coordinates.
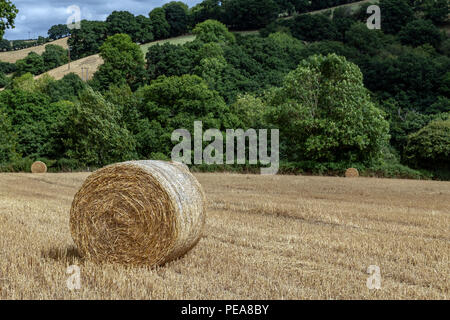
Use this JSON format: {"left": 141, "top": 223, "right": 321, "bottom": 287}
{"left": 134, "top": 74, "right": 229, "bottom": 157}
{"left": 149, "top": 7, "right": 170, "bottom": 40}
{"left": 404, "top": 115, "right": 450, "bottom": 170}
{"left": 106, "top": 11, "right": 140, "bottom": 41}
{"left": 47, "top": 24, "right": 70, "bottom": 40}
{"left": 0, "top": 0, "right": 18, "bottom": 40}
{"left": 0, "top": 72, "right": 8, "bottom": 88}
{"left": 193, "top": 19, "right": 235, "bottom": 44}
{"left": 380, "top": 0, "right": 414, "bottom": 34}
{"left": 135, "top": 15, "right": 154, "bottom": 43}
{"left": 15, "top": 52, "right": 46, "bottom": 75}
{"left": 42, "top": 44, "right": 69, "bottom": 70}
{"left": 60, "top": 88, "right": 136, "bottom": 166}
{"left": 0, "top": 38, "right": 11, "bottom": 51}
{"left": 332, "top": 6, "right": 357, "bottom": 41}
{"left": 0, "top": 88, "right": 53, "bottom": 157}
{"left": 267, "top": 54, "right": 390, "bottom": 163}
{"left": 93, "top": 33, "right": 146, "bottom": 91}
{"left": 223, "top": 0, "right": 279, "bottom": 30}
{"left": 422, "top": 0, "right": 449, "bottom": 25}
{"left": 399, "top": 19, "right": 443, "bottom": 49}
{"left": 291, "top": 14, "right": 339, "bottom": 42}
{"left": 345, "top": 22, "right": 383, "bottom": 55}
{"left": 163, "top": 1, "right": 189, "bottom": 37}
{"left": 275, "top": 0, "right": 310, "bottom": 14}
{"left": 68, "top": 20, "right": 108, "bottom": 59}
{"left": 0, "top": 107, "right": 18, "bottom": 163}
{"left": 190, "top": 0, "right": 224, "bottom": 26}
{"left": 230, "top": 93, "right": 267, "bottom": 128}
{"left": 46, "top": 73, "right": 86, "bottom": 103}
{"left": 146, "top": 42, "right": 194, "bottom": 80}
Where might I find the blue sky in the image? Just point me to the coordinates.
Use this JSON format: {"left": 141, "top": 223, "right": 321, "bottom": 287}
{"left": 4, "top": 0, "right": 202, "bottom": 40}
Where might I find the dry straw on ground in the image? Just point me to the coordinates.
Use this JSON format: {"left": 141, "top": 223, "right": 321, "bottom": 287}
{"left": 69, "top": 160, "right": 206, "bottom": 266}
{"left": 345, "top": 168, "right": 359, "bottom": 178}
{"left": 31, "top": 161, "right": 47, "bottom": 173}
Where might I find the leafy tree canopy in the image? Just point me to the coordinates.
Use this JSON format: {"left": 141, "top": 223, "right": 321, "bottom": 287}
{"left": 193, "top": 19, "right": 235, "bottom": 44}
{"left": 0, "top": 0, "right": 18, "bottom": 40}
{"left": 93, "top": 33, "right": 146, "bottom": 91}
{"left": 267, "top": 54, "right": 390, "bottom": 163}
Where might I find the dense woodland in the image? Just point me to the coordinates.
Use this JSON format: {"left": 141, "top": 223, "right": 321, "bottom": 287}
{"left": 0, "top": 0, "right": 449, "bottom": 179}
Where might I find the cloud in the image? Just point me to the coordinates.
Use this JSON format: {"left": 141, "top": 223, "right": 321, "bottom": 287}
{"left": 4, "top": 0, "right": 202, "bottom": 40}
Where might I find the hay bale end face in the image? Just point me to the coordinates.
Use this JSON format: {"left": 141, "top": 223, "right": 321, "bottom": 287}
{"left": 70, "top": 160, "right": 206, "bottom": 266}
{"left": 31, "top": 161, "right": 47, "bottom": 173}
{"left": 345, "top": 168, "right": 359, "bottom": 178}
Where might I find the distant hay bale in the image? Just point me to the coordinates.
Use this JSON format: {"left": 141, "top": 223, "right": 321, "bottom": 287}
{"left": 345, "top": 168, "right": 359, "bottom": 178}
{"left": 70, "top": 160, "right": 206, "bottom": 266}
{"left": 31, "top": 161, "right": 47, "bottom": 173}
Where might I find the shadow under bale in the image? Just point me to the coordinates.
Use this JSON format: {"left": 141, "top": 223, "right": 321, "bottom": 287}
{"left": 41, "top": 245, "right": 83, "bottom": 264}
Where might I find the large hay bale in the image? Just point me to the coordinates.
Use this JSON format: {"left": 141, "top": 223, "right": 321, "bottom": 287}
{"left": 31, "top": 161, "right": 47, "bottom": 173}
{"left": 170, "top": 161, "right": 190, "bottom": 172}
{"left": 70, "top": 160, "right": 206, "bottom": 266}
{"left": 345, "top": 168, "right": 359, "bottom": 178}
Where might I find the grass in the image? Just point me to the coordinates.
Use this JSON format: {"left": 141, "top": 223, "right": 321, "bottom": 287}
{"left": 307, "top": 0, "right": 379, "bottom": 15}
{"left": 0, "top": 172, "right": 448, "bottom": 299}
{"left": 140, "top": 34, "right": 196, "bottom": 55}
{"left": 0, "top": 37, "right": 69, "bottom": 63}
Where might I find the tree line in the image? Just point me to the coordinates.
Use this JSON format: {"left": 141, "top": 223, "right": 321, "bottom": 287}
{"left": 0, "top": 0, "right": 449, "bottom": 178}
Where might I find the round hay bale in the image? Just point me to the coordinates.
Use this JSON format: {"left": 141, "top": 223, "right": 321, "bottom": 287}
{"left": 70, "top": 160, "right": 206, "bottom": 266}
{"left": 31, "top": 161, "right": 47, "bottom": 173}
{"left": 170, "top": 161, "right": 190, "bottom": 172}
{"left": 345, "top": 168, "right": 359, "bottom": 178}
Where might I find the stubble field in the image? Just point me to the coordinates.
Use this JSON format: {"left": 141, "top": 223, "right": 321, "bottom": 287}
{"left": 0, "top": 172, "right": 448, "bottom": 299}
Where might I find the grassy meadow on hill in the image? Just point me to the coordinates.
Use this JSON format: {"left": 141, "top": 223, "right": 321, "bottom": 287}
{"left": 0, "top": 37, "right": 69, "bottom": 64}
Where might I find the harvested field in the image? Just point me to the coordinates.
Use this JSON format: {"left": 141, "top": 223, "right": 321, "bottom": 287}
{"left": 0, "top": 172, "right": 448, "bottom": 299}
{"left": 0, "top": 37, "right": 69, "bottom": 63}
{"left": 36, "top": 54, "right": 103, "bottom": 81}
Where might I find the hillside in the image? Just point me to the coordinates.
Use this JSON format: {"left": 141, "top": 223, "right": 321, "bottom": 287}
{"left": 35, "top": 54, "right": 103, "bottom": 81}
{"left": 35, "top": 34, "right": 197, "bottom": 81}
{"left": 308, "top": 0, "right": 378, "bottom": 15}
{"left": 0, "top": 37, "right": 69, "bottom": 64}
{"left": 36, "top": 31, "right": 262, "bottom": 81}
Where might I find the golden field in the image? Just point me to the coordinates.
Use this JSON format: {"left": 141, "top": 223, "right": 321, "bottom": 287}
{"left": 0, "top": 37, "right": 69, "bottom": 64}
{"left": 0, "top": 172, "right": 448, "bottom": 299}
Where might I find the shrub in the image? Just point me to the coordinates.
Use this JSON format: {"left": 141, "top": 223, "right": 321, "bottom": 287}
{"left": 404, "top": 115, "right": 450, "bottom": 170}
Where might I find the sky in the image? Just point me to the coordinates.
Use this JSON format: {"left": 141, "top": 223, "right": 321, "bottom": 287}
{"left": 4, "top": 0, "right": 203, "bottom": 40}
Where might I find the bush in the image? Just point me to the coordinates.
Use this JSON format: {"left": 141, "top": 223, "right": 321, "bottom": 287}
{"left": 404, "top": 115, "right": 450, "bottom": 170}
{"left": 15, "top": 52, "right": 46, "bottom": 76}
{"left": 291, "top": 14, "right": 339, "bottom": 42}
{"left": 46, "top": 73, "right": 86, "bottom": 102}
{"left": 268, "top": 54, "right": 390, "bottom": 164}
{"left": 0, "top": 61, "right": 17, "bottom": 74}
{"left": 399, "top": 19, "right": 444, "bottom": 49}
{"left": 60, "top": 88, "right": 136, "bottom": 167}
{"left": 0, "top": 108, "right": 19, "bottom": 163}
{"left": 42, "top": 44, "right": 68, "bottom": 70}
{"left": 92, "top": 33, "right": 146, "bottom": 91}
